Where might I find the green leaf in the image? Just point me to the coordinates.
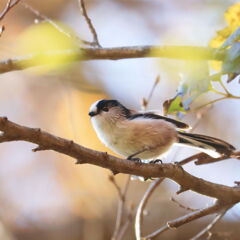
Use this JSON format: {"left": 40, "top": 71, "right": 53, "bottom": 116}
{"left": 221, "top": 27, "right": 240, "bottom": 49}
{"left": 163, "top": 61, "right": 210, "bottom": 117}
{"left": 222, "top": 42, "right": 240, "bottom": 73}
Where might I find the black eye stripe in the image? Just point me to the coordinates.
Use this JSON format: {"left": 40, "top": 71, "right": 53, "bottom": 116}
{"left": 102, "top": 107, "right": 109, "bottom": 112}
{"left": 96, "top": 99, "right": 131, "bottom": 117}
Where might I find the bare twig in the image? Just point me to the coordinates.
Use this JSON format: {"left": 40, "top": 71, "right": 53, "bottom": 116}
{"left": 190, "top": 206, "right": 231, "bottom": 240}
{"left": 168, "top": 202, "right": 222, "bottom": 228}
{"left": 144, "top": 201, "right": 226, "bottom": 240}
{"left": 195, "top": 96, "right": 228, "bottom": 111}
{"left": 142, "top": 75, "right": 160, "bottom": 110}
{"left": 144, "top": 225, "right": 169, "bottom": 239}
{"left": 109, "top": 175, "right": 123, "bottom": 199}
{"left": 0, "top": 0, "right": 21, "bottom": 21}
{"left": 0, "top": 0, "right": 21, "bottom": 37}
{"left": 0, "top": 46, "right": 225, "bottom": 74}
{"left": 135, "top": 178, "right": 164, "bottom": 240}
{"left": 194, "top": 151, "right": 240, "bottom": 165}
{"left": 110, "top": 175, "right": 131, "bottom": 240}
{"left": 0, "top": 25, "right": 5, "bottom": 36}
{"left": 219, "top": 79, "right": 231, "bottom": 96}
{"left": 196, "top": 83, "right": 240, "bottom": 111}
{"left": 22, "top": 3, "right": 86, "bottom": 45}
{"left": 171, "top": 197, "right": 199, "bottom": 212}
{"left": 117, "top": 204, "right": 134, "bottom": 240}
{"left": 22, "top": 2, "right": 97, "bottom": 47}
{"left": 78, "top": 0, "right": 101, "bottom": 47}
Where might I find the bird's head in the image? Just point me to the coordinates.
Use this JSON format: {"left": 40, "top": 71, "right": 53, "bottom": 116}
{"left": 89, "top": 99, "right": 131, "bottom": 122}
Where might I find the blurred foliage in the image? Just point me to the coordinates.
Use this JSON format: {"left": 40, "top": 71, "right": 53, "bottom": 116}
{"left": 17, "top": 22, "right": 79, "bottom": 73}
{"left": 210, "top": 2, "right": 240, "bottom": 49}
{"left": 163, "top": 2, "right": 240, "bottom": 117}
{"left": 163, "top": 61, "right": 210, "bottom": 117}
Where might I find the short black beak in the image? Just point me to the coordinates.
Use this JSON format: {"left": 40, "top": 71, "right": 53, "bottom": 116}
{"left": 88, "top": 111, "right": 97, "bottom": 117}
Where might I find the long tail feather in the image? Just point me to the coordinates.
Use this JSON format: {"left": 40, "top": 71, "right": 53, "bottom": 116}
{"left": 177, "top": 132, "right": 235, "bottom": 158}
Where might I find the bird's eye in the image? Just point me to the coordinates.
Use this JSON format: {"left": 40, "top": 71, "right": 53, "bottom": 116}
{"left": 102, "top": 107, "right": 109, "bottom": 112}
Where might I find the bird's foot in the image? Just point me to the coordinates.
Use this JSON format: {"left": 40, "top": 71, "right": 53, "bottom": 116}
{"left": 173, "top": 161, "right": 184, "bottom": 170}
{"left": 127, "top": 156, "right": 142, "bottom": 163}
{"left": 144, "top": 177, "right": 154, "bottom": 181}
{"left": 149, "top": 159, "right": 163, "bottom": 164}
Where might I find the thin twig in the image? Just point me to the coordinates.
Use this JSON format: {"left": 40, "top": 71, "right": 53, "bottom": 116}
{"left": 167, "top": 202, "right": 222, "bottom": 228}
{"left": 0, "top": 0, "right": 21, "bottom": 37}
{"left": 135, "top": 178, "right": 164, "bottom": 240}
{"left": 110, "top": 175, "right": 131, "bottom": 240}
{"left": 142, "top": 75, "right": 160, "bottom": 110}
{"left": 78, "top": 0, "right": 101, "bottom": 47}
{"left": 117, "top": 204, "right": 134, "bottom": 240}
{"left": 0, "top": 0, "right": 21, "bottom": 21}
{"left": 219, "top": 79, "right": 231, "bottom": 96}
{"left": 22, "top": 2, "right": 97, "bottom": 47}
{"left": 171, "top": 197, "right": 199, "bottom": 212}
{"left": 0, "top": 25, "right": 5, "bottom": 36}
{"left": 194, "top": 96, "right": 227, "bottom": 111}
{"left": 190, "top": 206, "right": 231, "bottom": 240}
{"left": 22, "top": 2, "right": 91, "bottom": 47}
{"left": 109, "top": 175, "right": 123, "bottom": 199}
{"left": 144, "top": 202, "right": 225, "bottom": 240}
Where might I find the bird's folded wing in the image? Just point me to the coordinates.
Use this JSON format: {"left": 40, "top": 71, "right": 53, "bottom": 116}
{"left": 128, "top": 112, "right": 190, "bottom": 130}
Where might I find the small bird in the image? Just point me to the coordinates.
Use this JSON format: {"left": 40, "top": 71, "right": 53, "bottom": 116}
{"left": 88, "top": 99, "right": 235, "bottom": 161}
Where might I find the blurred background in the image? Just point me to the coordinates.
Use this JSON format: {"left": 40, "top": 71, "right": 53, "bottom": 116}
{"left": 0, "top": 0, "right": 239, "bottom": 239}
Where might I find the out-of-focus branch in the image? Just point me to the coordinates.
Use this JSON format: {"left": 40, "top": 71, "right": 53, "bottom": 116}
{"left": 0, "top": 0, "right": 21, "bottom": 21}
{"left": 0, "top": 25, "right": 5, "bottom": 36}
{"left": 78, "top": 0, "right": 101, "bottom": 47}
{"left": 0, "top": 117, "right": 239, "bottom": 202}
{"left": 135, "top": 178, "right": 164, "bottom": 240}
{"left": 171, "top": 197, "right": 199, "bottom": 212}
{"left": 117, "top": 205, "right": 134, "bottom": 240}
{"left": 110, "top": 175, "right": 131, "bottom": 240}
{"left": 144, "top": 201, "right": 229, "bottom": 240}
{"left": 0, "top": 46, "right": 225, "bottom": 74}
{"left": 0, "top": 0, "right": 21, "bottom": 37}
{"left": 22, "top": 3, "right": 79, "bottom": 41}
{"left": 22, "top": 2, "right": 95, "bottom": 47}
{"left": 190, "top": 206, "right": 231, "bottom": 240}
{"left": 142, "top": 75, "right": 160, "bottom": 111}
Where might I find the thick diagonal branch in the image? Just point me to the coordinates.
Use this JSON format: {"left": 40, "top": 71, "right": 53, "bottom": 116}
{"left": 0, "top": 117, "right": 239, "bottom": 204}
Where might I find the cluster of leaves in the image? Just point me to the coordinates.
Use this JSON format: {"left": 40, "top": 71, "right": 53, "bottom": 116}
{"left": 164, "top": 3, "right": 240, "bottom": 117}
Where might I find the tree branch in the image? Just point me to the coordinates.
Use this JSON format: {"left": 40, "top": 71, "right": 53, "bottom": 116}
{"left": 144, "top": 201, "right": 228, "bottom": 240}
{"left": 135, "top": 178, "right": 164, "bottom": 240}
{"left": 0, "top": 46, "right": 225, "bottom": 74}
{"left": 0, "top": 117, "right": 239, "bottom": 203}
{"left": 190, "top": 206, "right": 231, "bottom": 240}
{"left": 110, "top": 175, "right": 131, "bottom": 240}
{"left": 0, "top": 0, "right": 21, "bottom": 21}
{"left": 78, "top": 0, "right": 101, "bottom": 47}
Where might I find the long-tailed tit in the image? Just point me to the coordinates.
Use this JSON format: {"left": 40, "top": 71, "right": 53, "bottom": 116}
{"left": 88, "top": 99, "right": 235, "bottom": 161}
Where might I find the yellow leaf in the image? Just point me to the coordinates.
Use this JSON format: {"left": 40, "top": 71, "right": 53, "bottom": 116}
{"left": 225, "top": 3, "right": 240, "bottom": 29}
{"left": 16, "top": 22, "right": 79, "bottom": 73}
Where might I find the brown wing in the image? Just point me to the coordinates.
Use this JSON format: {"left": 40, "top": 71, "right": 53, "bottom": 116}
{"left": 128, "top": 112, "right": 190, "bottom": 130}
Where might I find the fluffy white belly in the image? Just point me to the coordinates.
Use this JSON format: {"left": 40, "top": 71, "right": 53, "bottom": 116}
{"left": 91, "top": 117, "right": 177, "bottom": 160}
